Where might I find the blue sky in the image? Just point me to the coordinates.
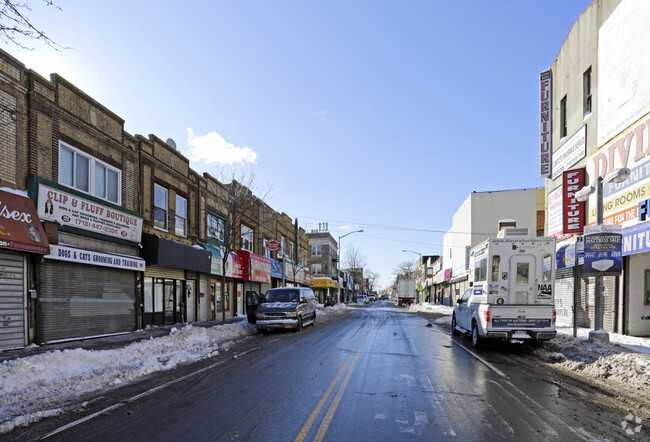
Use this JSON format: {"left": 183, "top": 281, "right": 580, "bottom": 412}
{"left": 10, "top": 0, "right": 594, "bottom": 289}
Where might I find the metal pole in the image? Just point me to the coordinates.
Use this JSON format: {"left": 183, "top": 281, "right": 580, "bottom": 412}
{"left": 337, "top": 237, "right": 341, "bottom": 304}
{"left": 595, "top": 177, "right": 604, "bottom": 331}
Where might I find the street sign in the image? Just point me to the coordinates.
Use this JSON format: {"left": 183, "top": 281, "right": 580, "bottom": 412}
{"left": 266, "top": 239, "right": 281, "bottom": 251}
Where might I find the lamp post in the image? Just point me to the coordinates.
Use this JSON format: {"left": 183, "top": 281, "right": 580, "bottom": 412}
{"left": 575, "top": 167, "right": 631, "bottom": 342}
{"left": 337, "top": 229, "right": 364, "bottom": 304}
{"left": 403, "top": 250, "right": 422, "bottom": 303}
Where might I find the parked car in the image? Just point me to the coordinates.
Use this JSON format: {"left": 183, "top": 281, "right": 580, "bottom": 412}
{"left": 368, "top": 294, "right": 376, "bottom": 302}
{"left": 255, "top": 287, "right": 317, "bottom": 333}
{"left": 358, "top": 295, "right": 369, "bottom": 304}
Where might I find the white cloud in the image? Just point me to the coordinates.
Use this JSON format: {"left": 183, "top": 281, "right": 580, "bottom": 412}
{"left": 186, "top": 128, "right": 258, "bottom": 165}
{"left": 316, "top": 110, "right": 327, "bottom": 117}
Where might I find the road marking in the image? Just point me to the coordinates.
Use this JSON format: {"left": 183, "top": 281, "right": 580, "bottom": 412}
{"left": 396, "top": 411, "right": 428, "bottom": 435}
{"left": 452, "top": 340, "right": 509, "bottom": 379}
{"left": 295, "top": 326, "right": 372, "bottom": 442}
{"left": 314, "top": 326, "right": 372, "bottom": 442}
{"left": 42, "top": 344, "right": 269, "bottom": 439}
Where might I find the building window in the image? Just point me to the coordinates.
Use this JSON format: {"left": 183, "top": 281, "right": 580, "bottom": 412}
{"left": 583, "top": 67, "right": 592, "bottom": 117}
{"left": 207, "top": 212, "right": 226, "bottom": 245}
{"left": 289, "top": 241, "right": 295, "bottom": 261}
{"left": 175, "top": 195, "right": 187, "bottom": 237}
{"left": 645, "top": 270, "right": 650, "bottom": 305}
{"left": 263, "top": 239, "right": 272, "bottom": 258}
{"left": 560, "top": 95, "right": 567, "bottom": 138}
{"left": 312, "top": 263, "right": 322, "bottom": 275}
{"left": 281, "top": 236, "right": 286, "bottom": 257}
{"left": 241, "top": 225, "right": 253, "bottom": 251}
{"left": 59, "top": 141, "right": 121, "bottom": 204}
{"left": 154, "top": 184, "right": 168, "bottom": 230}
{"left": 311, "top": 245, "right": 322, "bottom": 256}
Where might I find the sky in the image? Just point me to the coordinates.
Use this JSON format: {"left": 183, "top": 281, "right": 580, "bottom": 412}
{"left": 1, "top": 304, "right": 648, "bottom": 435}
{"left": 6, "top": 0, "right": 596, "bottom": 289}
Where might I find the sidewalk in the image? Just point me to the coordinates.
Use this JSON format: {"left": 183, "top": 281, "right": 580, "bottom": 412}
{"left": 0, "top": 317, "right": 243, "bottom": 364}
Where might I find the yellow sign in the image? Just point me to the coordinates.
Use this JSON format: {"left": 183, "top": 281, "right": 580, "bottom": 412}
{"left": 312, "top": 278, "right": 336, "bottom": 288}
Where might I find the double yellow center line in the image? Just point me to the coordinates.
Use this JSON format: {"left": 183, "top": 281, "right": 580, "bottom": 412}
{"left": 295, "top": 325, "right": 373, "bottom": 442}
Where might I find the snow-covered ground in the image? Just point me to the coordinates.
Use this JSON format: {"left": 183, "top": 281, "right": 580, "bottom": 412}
{"left": 1, "top": 301, "right": 648, "bottom": 434}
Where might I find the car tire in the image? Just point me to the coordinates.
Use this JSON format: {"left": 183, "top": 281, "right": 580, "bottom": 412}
{"left": 296, "top": 316, "right": 303, "bottom": 332}
{"left": 471, "top": 322, "right": 482, "bottom": 348}
{"left": 451, "top": 315, "right": 459, "bottom": 336}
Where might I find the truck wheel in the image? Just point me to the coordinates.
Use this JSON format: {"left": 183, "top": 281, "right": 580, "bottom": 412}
{"left": 471, "top": 322, "right": 482, "bottom": 348}
{"left": 296, "top": 316, "right": 303, "bottom": 332}
{"left": 451, "top": 315, "right": 459, "bottom": 336}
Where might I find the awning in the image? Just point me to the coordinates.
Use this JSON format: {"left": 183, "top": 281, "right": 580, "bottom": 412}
{"left": 0, "top": 189, "right": 49, "bottom": 254}
{"left": 141, "top": 233, "right": 211, "bottom": 273}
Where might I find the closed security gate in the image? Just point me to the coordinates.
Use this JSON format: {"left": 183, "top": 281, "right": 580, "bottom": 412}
{"left": 555, "top": 268, "right": 574, "bottom": 326}
{"left": 0, "top": 251, "right": 26, "bottom": 350}
{"left": 39, "top": 261, "right": 136, "bottom": 342}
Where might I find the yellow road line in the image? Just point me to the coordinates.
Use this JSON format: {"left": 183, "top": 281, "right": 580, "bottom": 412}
{"left": 313, "top": 326, "right": 372, "bottom": 441}
{"left": 294, "top": 326, "right": 372, "bottom": 442}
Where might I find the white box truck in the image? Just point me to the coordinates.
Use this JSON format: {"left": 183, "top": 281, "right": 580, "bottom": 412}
{"left": 397, "top": 279, "right": 416, "bottom": 306}
{"left": 451, "top": 227, "right": 557, "bottom": 347}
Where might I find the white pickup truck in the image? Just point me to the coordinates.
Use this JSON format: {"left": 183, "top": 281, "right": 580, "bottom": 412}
{"left": 451, "top": 228, "right": 557, "bottom": 347}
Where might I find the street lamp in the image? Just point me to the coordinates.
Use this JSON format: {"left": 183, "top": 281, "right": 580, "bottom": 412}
{"left": 337, "top": 229, "right": 364, "bottom": 304}
{"left": 575, "top": 167, "right": 631, "bottom": 342}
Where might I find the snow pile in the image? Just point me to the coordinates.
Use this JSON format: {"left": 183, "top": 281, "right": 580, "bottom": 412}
{"left": 408, "top": 303, "right": 454, "bottom": 315}
{"left": 0, "top": 321, "right": 257, "bottom": 433}
{"left": 535, "top": 332, "right": 650, "bottom": 389}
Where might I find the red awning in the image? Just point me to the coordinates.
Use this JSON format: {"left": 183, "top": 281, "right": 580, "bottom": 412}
{"left": 0, "top": 190, "right": 49, "bottom": 254}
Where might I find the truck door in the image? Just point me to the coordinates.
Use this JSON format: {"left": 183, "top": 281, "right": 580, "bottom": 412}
{"left": 509, "top": 255, "right": 536, "bottom": 304}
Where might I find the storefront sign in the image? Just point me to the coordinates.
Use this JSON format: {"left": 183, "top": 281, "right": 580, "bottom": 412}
{"left": 585, "top": 113, "right": 650, "bottom": 227}
{"left": 226, "top": 252, "right": 244, "bottom": 279}
{"left": 548, "top": 186, "right": 570, "bottom": 240}
{"left": 312, "top": 278, "right": 336, "bottom": 288}
{"left": 37, "top": 183, "right": 143, "bottom": 242}
{"left": 622, "top": 221, "right": 650, "bottom": 256}
{"left": 46, "top": 244, "right": 145, "bottom": 271}
{"left": 238, "top": 250, "right": 272, "bottom": 283}
{"left": 583, "top": 225, "right": 622, "bottom": 275}
{"left": 539, "top": 69, "right": 552, "bottom": 178}
{"left": 0, "top": 189, "right": 49, "bottom": 254}
{"left": 552, "top": 126, "right": 586, "bottom": 179}
{"left": 563, "top": 168, "right": 586, "bottom": 234}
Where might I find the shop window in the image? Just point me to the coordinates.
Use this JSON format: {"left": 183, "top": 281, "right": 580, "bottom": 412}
{"left": 154, "top": 184, "right": 168, "bottom": 230}
{"left": 207, "top": 212, "right": 226, "bottom": 245}
{"left": 59, "top": 141, "right": 121, "bottom": 204}
{"left": 175, "top": 195, "right": 187, "bottom": 237}
{"left": 241, "top": 225, "right": 253, "bottom": 251}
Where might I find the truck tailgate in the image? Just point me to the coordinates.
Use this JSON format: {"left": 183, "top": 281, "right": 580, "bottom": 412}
{"left": 488, "top": 305, "right": 554, "bottom": 330}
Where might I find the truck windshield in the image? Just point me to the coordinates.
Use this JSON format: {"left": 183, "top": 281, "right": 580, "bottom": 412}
{"left": 265, "top": 289, "right": 300, "bottom": 303}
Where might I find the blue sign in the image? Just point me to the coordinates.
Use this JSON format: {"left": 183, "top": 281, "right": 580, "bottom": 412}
{"left": 583, "top": 225, "right": 622, "bottom": 275}
{"left": 622, "top": 221, "right": 650, "bottom": 256}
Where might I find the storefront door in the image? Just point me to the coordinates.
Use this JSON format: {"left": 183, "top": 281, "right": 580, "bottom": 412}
{"left": 186, "top": 280, "right": 195, "bottom": 322}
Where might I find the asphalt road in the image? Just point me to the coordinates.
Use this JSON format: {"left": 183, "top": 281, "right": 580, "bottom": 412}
{"left": 11, "top": 301, "right": 648, "bottom": 441}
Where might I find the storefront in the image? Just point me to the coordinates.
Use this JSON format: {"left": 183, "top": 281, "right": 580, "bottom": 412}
{"left": 311, "top": 277, "right": 337, "bottom": 303}
{"left": 622, "top": 221, "right": 650, "bottom": 336}
{"left": 237, "top": 250, "right": 272, "bottom": 316}
{"left": 0, "top": 189, "right": 49, "bottom": 350}
{"left": 30, "top": 177, "right": 144, "bottom": 343}
{"left": 141, "top": 233, "right": 211, "bottom": 327}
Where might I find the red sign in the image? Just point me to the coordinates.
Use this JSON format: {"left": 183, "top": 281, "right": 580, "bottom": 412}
{"left": 0, "top": 190, "right": 49, "bottom": 254}
{"left": 563, "top": 168, "right": 586, "bottom": 234}
{"left": 266, "top": 239, "right": 281, "bottom": 251}
{"left": 237, "top": 250, "right": 272, "bottom": 283}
